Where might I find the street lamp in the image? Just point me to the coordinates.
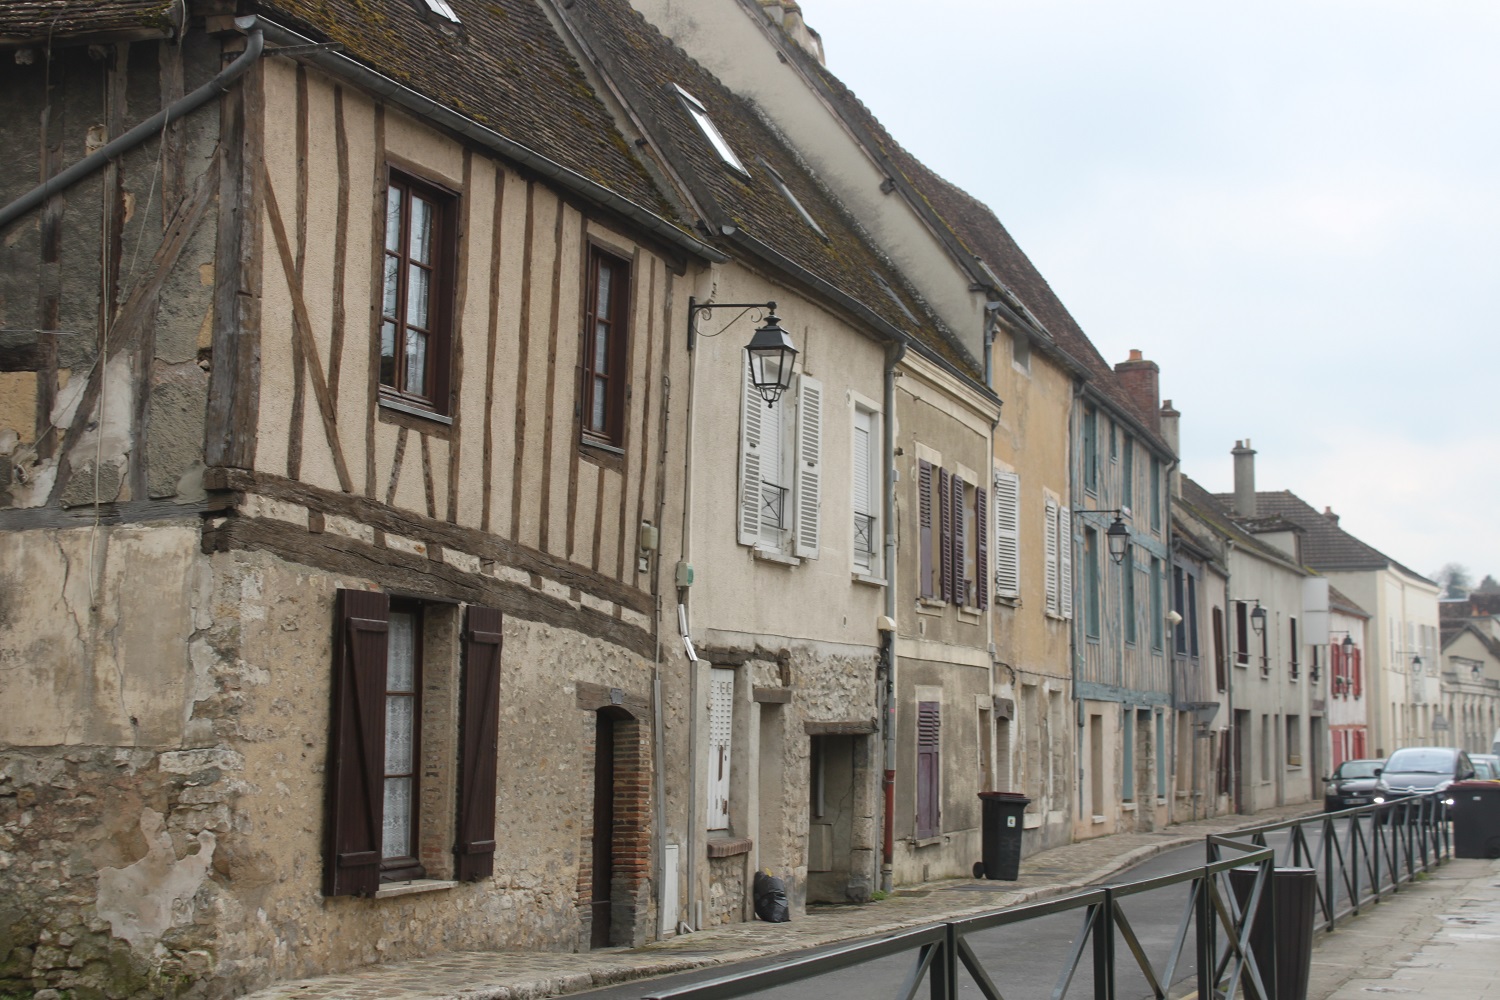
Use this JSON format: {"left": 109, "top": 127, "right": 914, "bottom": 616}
{"left": 687, "top": 297, "right": 798, "bottom": 407}
{"left": 1105, "top": 514, "right": 1130, "bottom": 565}
{"left": 1250, "top": 602, "right": 1267, "bottom": 637}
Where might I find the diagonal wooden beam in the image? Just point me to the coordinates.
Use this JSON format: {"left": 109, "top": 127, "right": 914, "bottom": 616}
{"left": 263, "top": 174, "right": 355, "bottom": 493}
{"left": 47, "top": 148, "right": 220, "bottom": 506}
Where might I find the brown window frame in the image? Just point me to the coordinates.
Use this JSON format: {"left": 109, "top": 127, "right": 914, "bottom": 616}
{"left": 379, "top": 168, "right": 458, "bottom": 417}
{"left": 580, "top": 246, "right": 633, "bottom": 449}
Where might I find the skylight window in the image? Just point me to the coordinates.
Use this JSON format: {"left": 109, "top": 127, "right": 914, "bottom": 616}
{"left": 759, "top": 157, "right": 826, "bottom": 239}
{"left": 422, "top": 0, "right": 460, "bottom": 23}
{"left": 673, "top": 84, "right": 749, "bottom": 176}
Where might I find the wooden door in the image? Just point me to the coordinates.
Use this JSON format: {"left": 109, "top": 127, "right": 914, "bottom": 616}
{"left": 590, "top": 711, "right": 615, "bottom": 948}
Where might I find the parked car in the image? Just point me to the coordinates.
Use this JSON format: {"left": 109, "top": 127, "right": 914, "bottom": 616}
{"left": 1469, "top": 753, "right": 1500, "bottom": 780}
{"left": 1372, "top": 746, "right": 1476, "bottom": 808}
{"left": 1323, "top": 758, "right": 1386, "bottom": 812}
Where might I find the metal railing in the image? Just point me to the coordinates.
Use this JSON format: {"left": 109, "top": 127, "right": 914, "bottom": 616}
{"left": 646, "top": 835, "right": 1277, "bottom": 1000}
{"left": 761, "top": 482, "right": 788, "bottom": 530}
{"left": 1209, "top": 792, "right": 1451, "bottom": 934}
{"left": 643, "top": 796, "right": 1451, "bottom": 1000}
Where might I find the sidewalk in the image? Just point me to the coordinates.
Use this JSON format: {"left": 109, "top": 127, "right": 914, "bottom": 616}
{"left": 1307, "top": 855, "right": 1500, "bottom": 1000}
{"left": 242, "top": 803, "right": 1318, "bottom": 1000}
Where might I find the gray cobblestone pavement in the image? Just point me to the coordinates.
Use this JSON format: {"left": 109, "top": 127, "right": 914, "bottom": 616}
{"left": 243, "top": 803, "right": 1323, "bottom": 1000}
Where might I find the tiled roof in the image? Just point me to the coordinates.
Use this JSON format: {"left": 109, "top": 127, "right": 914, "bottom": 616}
{"left": 0, "top": 0, "right": 177, "bottom": 42}
{"left": 556, "top": 0, "right": 967, "bottom": 372}
{"left": 1214, "top": 490, "right": 1431, "bottom": 580}
{"left": 1441, "top": 621, "right": 1500, "bottom": 663}
{"left": 778, "top": 40, "right": 1172, "bottom": 453}
{"left": 248, "top": 0, "right": 677, "bottom": 225}
{"left": 1177, "top": 476, "right": 1304, "bottom": 573}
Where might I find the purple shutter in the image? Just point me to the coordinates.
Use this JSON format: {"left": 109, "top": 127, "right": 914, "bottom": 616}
{"left": 939, "top": 470, "right": 954, "bottom": 604}
{"left": 916, "top": 701, "right": 941, "bottom": 839}
{"left": 455, "top": 605, "right": 503, "bottom": 881}
{"left": 950, "top": 473, "right": 966, "bottom": 605}
{"left": 918, "top": 461, "right": 934, "bottom": 598}
{"left": 975, "top": 484, "right": 989, "bottom": 610}
{"left": 325, "top": 588, "right": 389, "bottom": 897}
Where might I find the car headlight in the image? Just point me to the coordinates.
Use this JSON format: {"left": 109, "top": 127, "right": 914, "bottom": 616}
{"left": 1373, "top": 796, "right": 1386, "bottom": 804}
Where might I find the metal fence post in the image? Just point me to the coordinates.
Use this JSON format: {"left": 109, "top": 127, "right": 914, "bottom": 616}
{"left": 1195, "top": 874, "right": 1213, "bottom": 1000}
{"left": 1323, "top": 815, "right": 1336, "bottom": 930}
{"left": 1092, "top": 891, "right": 1116, "bottom": 1000}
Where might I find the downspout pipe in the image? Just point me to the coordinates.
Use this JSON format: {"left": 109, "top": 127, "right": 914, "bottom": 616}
{"left": 231, "top": 16, "right": 727, "bottom": 266}
{"left": 0, "top": 27, "right": 265, "bottom": 233}
{"left": 879, "top": 336, "right": 906, "bottom": 895}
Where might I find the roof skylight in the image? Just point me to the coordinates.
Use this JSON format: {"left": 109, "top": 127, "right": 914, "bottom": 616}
{"left": 422, "top": 0, "right": 460, "bottom": 23}
{"left": 759, "top": 158, "right": 826, "bottom": 239}
{"left": 673, "top": 84, "right": 749, "bottom": 176}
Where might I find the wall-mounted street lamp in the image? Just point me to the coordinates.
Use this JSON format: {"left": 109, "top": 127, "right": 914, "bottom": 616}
{"left": 1329, "top": 630, "right": 1356, "bottom": 656}
{"left": 687, "top": 297, "right": 797, "bottom": 407}
{"left": 1249, "top": 601, "right": 1267, "bottom": 637}
{"left": 1075, "top": 508, "right": 1131, "bottom": 565}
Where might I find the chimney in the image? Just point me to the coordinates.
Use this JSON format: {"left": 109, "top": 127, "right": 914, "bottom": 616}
{"left": 762, "top": 0, "right": 826, "bottom": 65}
{"left": 1159, "top": 399, "right": 1182, "bottom": 497}
{"left": 1113, "top": 349, "right": 1160, "bottom": 435}
{"left": 1323, "top": 506, "right": 1339, "bottom": 527}
{"left": 1232, "top": 439, "right": 1256, "bottom": 517}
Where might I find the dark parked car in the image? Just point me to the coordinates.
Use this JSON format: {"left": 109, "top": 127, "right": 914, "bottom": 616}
{"left": 1323, "top": 758, "right": 1385, "bottom": 812}
{"left": 1373, "top": 746, "right": 1476, "bottom": 807}
{"left": 1470, "top": 753, "right": 1500, "bottom": 780}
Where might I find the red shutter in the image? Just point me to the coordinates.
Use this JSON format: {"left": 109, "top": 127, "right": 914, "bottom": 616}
{"left": 455, "top": 605, "right": 503, "bottom": 881}
{"left": 918, "top": 461, "right": 934, "bottom": 599}
{"left": 939, "top": 470, "right": 954, "bottom": 604}
{"left": 1352, "top": 648, "right": 1362, "bottom": 698}
{"left": 916, "top": 701, "right": 941, "bottom": 839}
{"left": 975, "top": 484, "right": 989, "bottom": 611}
{"left": 325, "top": 588, "right": 389, "bottom": 897}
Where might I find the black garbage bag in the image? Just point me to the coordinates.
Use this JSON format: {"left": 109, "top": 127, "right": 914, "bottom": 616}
{"left": 752, "top": 869, "right": 790, "bottom": 922}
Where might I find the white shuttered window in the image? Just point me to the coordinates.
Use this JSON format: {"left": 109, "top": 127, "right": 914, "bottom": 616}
{"left": 1058, "top": 505, "right": 1073, "bottom": 620}
{"left": 993, "top": 470, "right": 1021, "bottom": 599}
{"left": 708, "top": 667, "right": 734, "bottom": 830}
{"left": 793, "top": 375, "right": 823, "bottom": 558}
{"left": 1044, "top": 496, "right": 1060, "bottom": 616}
{"left": 852, "top": 407, "right": 877, "bottom": 574}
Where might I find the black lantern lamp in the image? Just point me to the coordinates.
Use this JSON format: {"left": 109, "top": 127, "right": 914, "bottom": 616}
{"left": 687, "top": 297, "right": 797, "bottom": 407}
{"left": 1341, "top": 634, "right": 1355, "bottom": 656}
{"left": 744, "top": 309, "right": 797, "bottom": 406}
{"left": 1105, "top": 514, "right": 1130, "bottom": 565}
{"left": 1250, "top": 602, "right": 1267, "bottom": 637}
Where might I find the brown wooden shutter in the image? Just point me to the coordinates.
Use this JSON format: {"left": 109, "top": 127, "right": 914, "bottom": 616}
{"left": 916, "top": 701, "right": 941, "bottom": 839}
{"left": 455, "top": 605, "right": 503, "bottom": 881}
{"left": 1212, "top": 606, "right": 1227, "bottom": 693}
{"left": 939, "top": 470, "right": 954, "bottom": 604}
{"left": 918, "top": 460, "right": 934, "bottom": 599}
{"left": 325, "top": 588, "right": 389, "bottom": 897}
{"left": 1352, "top": 648, "right": 1362, "bottom": 698}
{"left": 975, "top": 483, "right": 989, "bottom": 611}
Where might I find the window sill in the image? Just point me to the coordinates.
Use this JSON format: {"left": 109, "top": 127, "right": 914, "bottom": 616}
{"left": 851, "top": 572, "right": 887, "bottom": 587}
{"left": 1121, "top": 802, "right": 1137, "bottom": 813}
{"left": 994, "top": 595, "right": 1020, "bottom": 608}
{"left": 580, "top": 437, "right": 625, "bottom": 457}
{"left": 1091, "top": 815, "right": 1106, "bottom": 825}
{"left": 375, "top": 879, "right": 459, "bottom": 899}
{"left": 915, "top": 599, "right": 946, "bottom": 615}
{"left": 378, "top": 396, "right": 454, "bottom": 427}
{"left": 913, "top": 835, "right": 945, "bottom": 848}
{"left": 957, "top": 606, "right": 982, "bottom": 622}
{"left": 706, "top": 836, "right": 753, "bottom": 858}
{"left": 753, "top": 547, "right": 800, "bottom": 567}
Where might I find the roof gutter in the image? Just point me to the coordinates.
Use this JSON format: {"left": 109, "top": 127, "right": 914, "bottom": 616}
{"left": 720, "top": 227, "right": 1003, "bottom": 412}
{"left": 235, "top": 15, "right": 728, "bottom": 266}
{"left": 0, "top": 25, "right": 264, "bottom": 233}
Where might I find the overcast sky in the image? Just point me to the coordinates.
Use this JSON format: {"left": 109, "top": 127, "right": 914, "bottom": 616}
{"left": 805, "top": 0, "right": 1499, "bottom": 587}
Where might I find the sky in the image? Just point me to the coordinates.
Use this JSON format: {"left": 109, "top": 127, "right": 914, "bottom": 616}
{"left": 804, "top": 0, "right": 1500, "bottom": 586}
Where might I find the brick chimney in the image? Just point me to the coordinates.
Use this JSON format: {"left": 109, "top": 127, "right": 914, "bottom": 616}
{"left": 760, "top": 0, "right": 825, "bottom": 65}
{"left": 1232, "top": 439, "right": 1256, "bottom": 517}
{"left": 1323, "top": 506, "right": 1339, "bottom": 527}
{"left": 1113, "top": 349, "right": 1160, "bottom": 435}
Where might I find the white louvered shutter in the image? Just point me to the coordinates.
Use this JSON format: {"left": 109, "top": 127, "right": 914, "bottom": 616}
{"left": 1059, "top": 505, "right": 1074, "bottom": 619}
{"left": 793, "top": 375, "right": 823, "bottom": 558}
{"left": 708, "top": 667, "right": 734, "bottom": 830}
{"left": 852, "top": 410, "right": 873, "bottom": 573}
{"left": 738, "top": 358, "right": 764, "bottom": 547}
{"left": 1044, "top": 496, "right": 1060, "bottom": 616}
{"left": 993, "top": 471, "right": 1021, "bottom": 599}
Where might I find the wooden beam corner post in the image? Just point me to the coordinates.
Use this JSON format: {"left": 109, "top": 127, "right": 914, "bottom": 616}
{"left": 205, "top": 41, "right": 264, "bottom": 470}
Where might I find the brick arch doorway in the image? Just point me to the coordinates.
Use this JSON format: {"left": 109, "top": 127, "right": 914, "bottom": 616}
{"left": 588, "top": 706, "right": 647, "bottom": 949}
